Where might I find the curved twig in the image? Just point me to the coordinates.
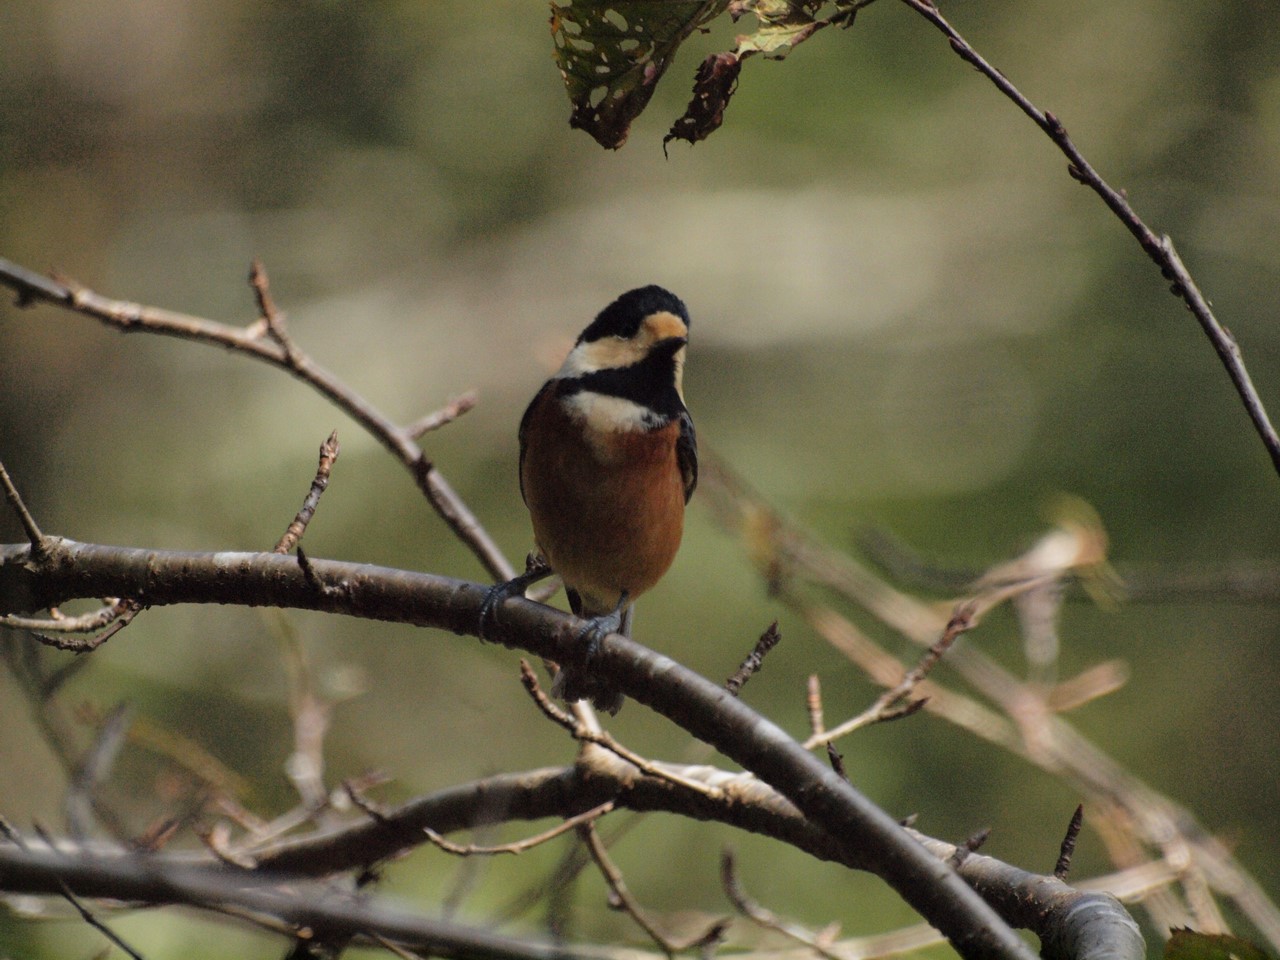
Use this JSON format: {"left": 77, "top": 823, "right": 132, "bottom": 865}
{"left": 897, "top": 0, "right": 1280, "bottom": 478}
{"left": 0, "top": 258, "right": 513, "bottom": 581}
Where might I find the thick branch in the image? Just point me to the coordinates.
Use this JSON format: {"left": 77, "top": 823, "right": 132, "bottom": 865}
{"left": 912, "top": 838, "right": 1144, "bottom": 960}
{"left": 0, "top": 845, "right": 607, "bottom": 960}
{"left": 263, "top": 761, "right": 1140, "bottom": 960}
{"left": 0, "top": 537, "right": 1036, "bottom": 960}
{"left": 0, "top": 757, "right": 1142, "bottom": 960}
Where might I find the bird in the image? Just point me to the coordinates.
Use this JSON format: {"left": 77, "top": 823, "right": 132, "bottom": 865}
{"left": 480, "top": 285, "right": 697, "bottom": 714}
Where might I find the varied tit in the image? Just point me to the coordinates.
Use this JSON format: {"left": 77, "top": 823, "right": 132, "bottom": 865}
{"left": 480, "top": 286, "right": 697, "bottom": 714}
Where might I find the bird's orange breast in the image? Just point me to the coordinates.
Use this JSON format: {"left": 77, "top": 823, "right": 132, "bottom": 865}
{"left": 520, "top": 389, "right": 686, "bottom": 616}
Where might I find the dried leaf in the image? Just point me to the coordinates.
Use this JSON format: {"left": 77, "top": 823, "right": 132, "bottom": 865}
{"left": 664, "top": 51, "right": 742, "bottom": 149}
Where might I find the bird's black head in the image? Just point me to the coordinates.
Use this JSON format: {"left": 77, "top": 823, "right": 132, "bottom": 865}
{"left": 552, "top": 285, "right": 692, "bottom": 426}
{"left": 577, "top": 285, "right": 690, "bottom": 345}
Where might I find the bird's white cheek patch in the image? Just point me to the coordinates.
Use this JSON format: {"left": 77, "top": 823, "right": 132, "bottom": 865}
{"left": 556, "top": 338, "right": 643, "bottom": 378}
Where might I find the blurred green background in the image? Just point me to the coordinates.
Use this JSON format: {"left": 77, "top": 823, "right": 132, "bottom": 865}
{"left": 2, "top": 1, "right": 1280, "bottom": 956}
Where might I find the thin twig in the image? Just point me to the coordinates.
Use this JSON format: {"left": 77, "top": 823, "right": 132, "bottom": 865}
{"left": 340, "top": 773, "right": 397, "bottom": 825}
{"left": 804, "top": 602, "right": 973, "bottom": 749}
{"left": 371, "top": 932, "right": 429, "bottom": 960}
{"left": 0, "top": 459, "right": 46, "bottom": 556}
{"left": 424, "top": 802, "right": 615, "bottom": 857}
{"left": 703, "top": 457, "right": 1280, "bottom": 951}
{"left": 57, "top": 878, "right": 148, "bottom": 960}
{"left": 825, "top": 743, "right": 848, "bottom": 782}
{"left": 721, "top": 850, "right": 844, "bottom": 960}
{"left": 275, "top": 431, "right": 340, "bottom": 554}
{"left": 66, "top": 703, "right": 131, "bottom": 841}
{"left": 405, "top": 392, "right": 478, "bottom": 440}
{"left": 578, "top": 821, "right": 686, "bottom": 957}
{"left": 948, "top": 828, "right": 991, "bottom": 869}
{"left": 1055, "top": 805, "right": 1085, "bottom": 881}
{"left": 897, "top": 0, "right": 1280, "bottom": 478}
{"left": 247, "top": 260, "right": 296, "bottom": 361}
{"left": 1, "top": 598, "right": 134, "bottom": 634}
{"left": 4, "top": 598, "right": 143, "bottom": 654}
{"left": 806, "top": 674, "right": 825, "bottom": 738}
{"left": 26, "top": 614, "right": 139, "bottom": 653}
{"left": 518, "top": 661, "right": 723, "bottom": 800}
{"left": 725, "top": 621, "right": 781, "bottom": 696}
{"left": 1046, "top": 661, "right": 1129, "bottom": 714}
{"left": 278, "top": 618, "right": 334, "bottom": 818}
{"left": 0, "top": 259, "right": 514, "bottom": 581}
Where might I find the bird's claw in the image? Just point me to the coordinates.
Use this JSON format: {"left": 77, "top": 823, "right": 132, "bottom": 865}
{"left": 477, "top": 556, "right": 552, "bottom": 643}
{"left": 574, "top": 607, "right": 624, "bottom": 660}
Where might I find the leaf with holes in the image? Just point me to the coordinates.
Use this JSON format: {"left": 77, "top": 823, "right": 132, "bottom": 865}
{"left": 731, "top": 0, "right": 860, "bottom": 59}
{"left": 550, "top": 1, "right": 728, "bottom": 149}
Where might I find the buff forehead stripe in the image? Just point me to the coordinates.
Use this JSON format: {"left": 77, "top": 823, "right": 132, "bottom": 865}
{"left": 642, "top": 311, "right": 688, "bottom": 341}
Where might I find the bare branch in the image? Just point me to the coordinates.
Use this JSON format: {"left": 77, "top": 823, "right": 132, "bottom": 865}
{"left": 66, "top": 703, "right": 131, "bottom": 841}
{"left": 805, "top": 675, "right": 825, "bottom": 739}
{"left": 0, "top": 459, "right": 47, "bottom": 556}
{"left": 1, "top": 537, "right": 1140, "bottom": 959}
{"left": 1056, "top": 806, "right": 1085, "bottom": 881}
{"left": 1, "top": 598, "right": 133, "bottom": 634}
{"left": 722, "top": 849, "right": 844, "bottom": 960}
{"left": 0, "top": 259, "right": 514, "bottom": 581}
{"left": 519, "top": 661, "right": 725, "bottom": 800}
{"left": 949, "top": 828, "right": 992, "bottom": 869}
{"left": 279, "top": 621, "right": 335, "bottom": 818}
{"left": 0, "top": 845, "right": 611, "bottom": 960}
{"left": 725, "top": 621, "right": 781, "bottom": 696}
{"left": 2, "top": 598, "right": 143, "bottom": 653}
{"left": 247, "top": 259, "right": 298, "bottom": 364}
{"left": 424, "top": 802, "right": 614, "bottom": 857}
{"left": 275, "top": 431, "right": 340, "bottom": 554}
{"left": 701, "top": 457, "right": 1278, "bottom": 953}
{"left": 56, "top": 875, "right": 148, "bottom": 960}
{"left": 897, "top": 0, "right": 1280, "bottom": 478}
{"left": 579, "top": 821, "right": 707, "bottom": 956}
{"left": 804, "top": 603, "right": 972, "bottom": 749}
{"left": 405, "top": 392, "right": 478, "bottom": 440}
{"left": 6, "top": 750, "right": 1150, "bottom": 960}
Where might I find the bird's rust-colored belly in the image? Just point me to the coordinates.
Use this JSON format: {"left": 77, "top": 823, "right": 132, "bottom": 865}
{"left": 521, "top": 399, "right": 685, "bottom": 615}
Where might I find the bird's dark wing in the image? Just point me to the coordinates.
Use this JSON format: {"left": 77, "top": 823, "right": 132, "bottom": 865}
{"left": 517, "top": 382, "right": 555, "bottom": 507}
{"left": 677, "top": 409, "right": 698, "bottom": 503}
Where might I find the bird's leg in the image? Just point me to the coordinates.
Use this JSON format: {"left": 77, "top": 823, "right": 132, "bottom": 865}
{"left": 553, "top": 591, "right": 631, "bottom": 714}
{"left": 575, "top": 591, "right": 631, "bottom": 658}
{"left": 477, "top": 554, "right": 553, "bottom": 642}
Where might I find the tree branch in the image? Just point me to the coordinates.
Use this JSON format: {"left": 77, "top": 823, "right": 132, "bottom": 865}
{"left": 0, "top": 258, "right": 514, "bottom": 581}
{"left": 0, "top": 752, "right": 1143, "bottom": 960}
{"left": 0, "top": 845, "right": 609, "bottom": 960}
{"left": 0, "top": 536, "right": 1041, "bottom": 960}
{"left": 897, "top": 0, "right": 1280, "bottom": 478}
